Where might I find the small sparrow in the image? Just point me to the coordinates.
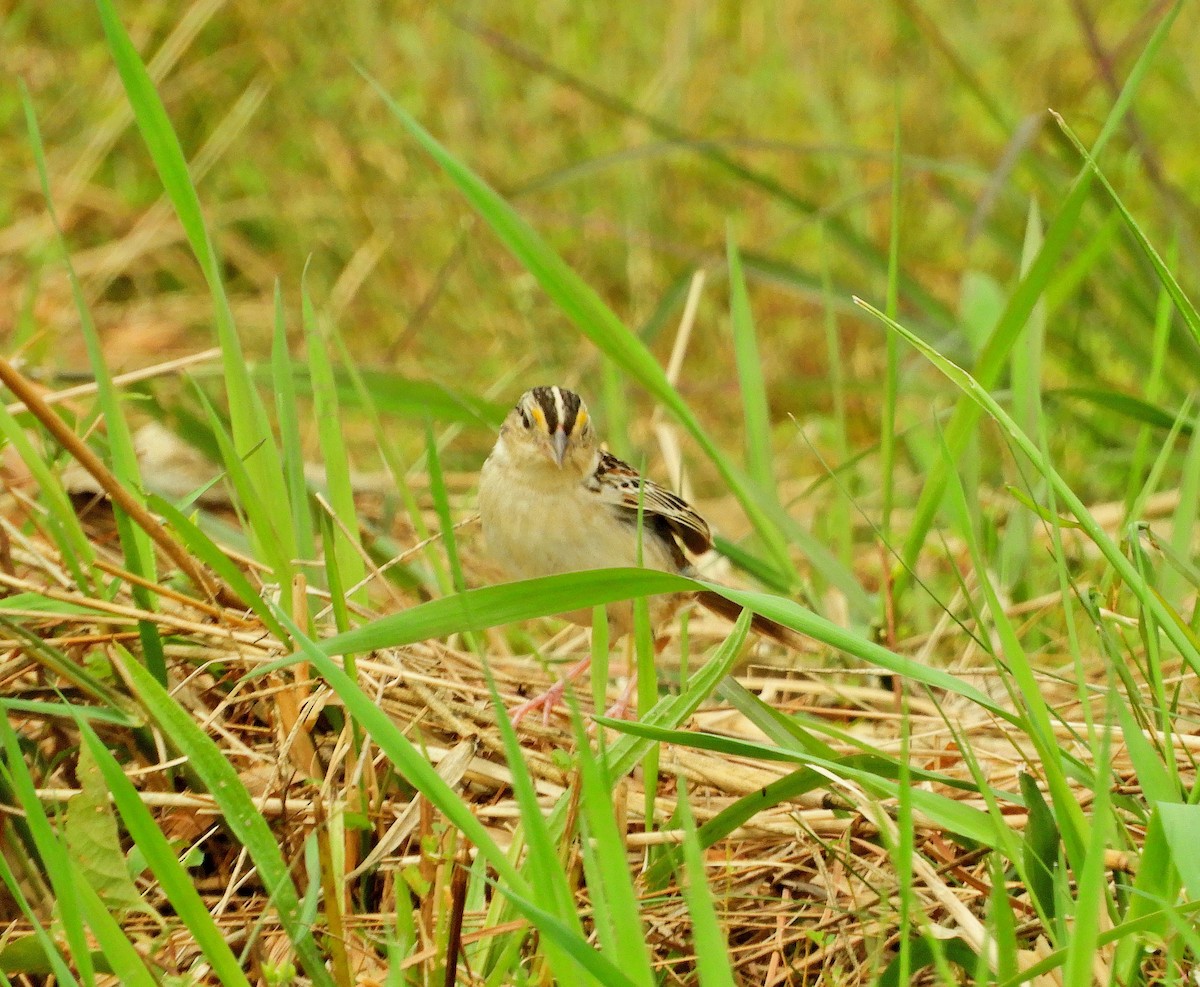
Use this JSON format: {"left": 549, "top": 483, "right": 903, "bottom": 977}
{"left": 478, "top": 385, "right": 799, "bottom": 720}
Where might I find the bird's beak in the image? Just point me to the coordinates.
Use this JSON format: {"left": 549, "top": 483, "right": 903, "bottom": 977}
{"left": 549, "top": 429, "right": 568, "bottom": 468}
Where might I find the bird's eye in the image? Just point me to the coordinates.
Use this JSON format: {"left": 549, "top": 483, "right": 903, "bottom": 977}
{"left": 517, "top": 407, "right": 532, "bottom": 429}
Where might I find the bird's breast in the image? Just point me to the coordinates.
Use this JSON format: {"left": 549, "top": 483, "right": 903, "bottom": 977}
{"left": 478, "top": 460, "right": 679, "bottom": 579}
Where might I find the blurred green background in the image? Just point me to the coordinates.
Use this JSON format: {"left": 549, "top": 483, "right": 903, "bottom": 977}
{"left": 5, "top": 1, "right": 1199, "bottom": 490}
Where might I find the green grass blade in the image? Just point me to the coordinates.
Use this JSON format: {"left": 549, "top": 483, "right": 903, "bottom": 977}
{"left": 76, "top": 720, "right": 251, "bottom": 987}
{"left": 1001, "top": 199, "right": 1046, "bottom": 592}
{"left": 302, "top": 285, "right": 367, "bottom": 612}
{"left": 675, "top": 784, "right": 737, "bottom": 987}
{"left": 0, "top": 696, "right": 132, "bottom": 728}
{"left": 490, "top": 888, "right": 640, "bottom": 987}
{"left": 116, "top": 651, "right": 336, "bottom": 987}
{"left": 255, "top": 566, "right": 1006, "bottom": 716}
{"left": 1060, "top": 723, "right": 1113, "bottom": 987}
{"left": 0, "top": 873, "right": 80, "bottom": 983}
{"left": 272, "top": 284, "right": 317, "bottom": 568}
{"left": 253, "top": 364, "right": 507, "bottom": 427}
{"left": 572, "top": 725, "right": 656, "bottom": 986}
{"left": 1052, "top": 118, "right": 1200, "bottom": 351}
{"left": 482, "top": 679, "right": 593, "bottom": 981}
{"left": 192, "top": 386, "right": 294, "bottom": 586}
{"left": 147, "top": 494, "right": 290, "bottom": 643}
{"left": 1171, "top": 413, "right": 1200, "bottom": 610}
{"left": 72, "top": 875, "right": 159, "bottom": 987}
{"left": 727, "top": 233, "right": 773, "bottom": 490}
{"left": 612, "top": 722, "right": 1000, "bottom": 843}
{"left": 23, "top": 83, "right": 166, "bottom": 682}
{"left": 0, "top": 402, "right": 95, "bottom": 585}
{"left": 0, "top": 716, "right": 96, "bottom": 984}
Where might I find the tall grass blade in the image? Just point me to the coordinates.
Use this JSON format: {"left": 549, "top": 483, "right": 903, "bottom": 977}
{"left": 76, "top": 719, "right": 251, "bottom": 987}
{"left": 675, "top": 783, "right": 737, "bottom": 987}
{"left": 23, "top": 84, "right": 166, "bottom": 681}
{"left": 365, "top": 71, "right": 796, "bottom": 578}
{"left": 94, "top": 0, "right": 292, "bottom": 559}
{"left": 272, "top": 285, "right": 317, "bottom": 568}
{"left": 727, "top": 233, "right": 773, "bottom": 491}
{"left": 301, "top": 284, "right": 367, "bottom": 612}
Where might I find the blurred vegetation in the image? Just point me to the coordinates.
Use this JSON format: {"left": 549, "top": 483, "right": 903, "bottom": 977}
{"left": 4, "top": 2, "right": 1199, "bottom": 489}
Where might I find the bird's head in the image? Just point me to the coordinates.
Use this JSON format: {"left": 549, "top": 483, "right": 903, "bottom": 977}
{"left": 495, "top": 385, "right": 596, "bottom": 474}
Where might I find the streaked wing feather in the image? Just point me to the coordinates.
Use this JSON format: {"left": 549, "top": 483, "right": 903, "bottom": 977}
{"left": 588, "top": 450, "right": 713, "bottom": 556}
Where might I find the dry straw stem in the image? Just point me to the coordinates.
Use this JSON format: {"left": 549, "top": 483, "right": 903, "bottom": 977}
{"left": 2, "top": 347, "right": 221, "bottom": 417}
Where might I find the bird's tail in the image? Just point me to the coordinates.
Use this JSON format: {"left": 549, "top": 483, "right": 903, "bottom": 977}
{"left": 696, "top": 590, "right": 807, "bottom": 651}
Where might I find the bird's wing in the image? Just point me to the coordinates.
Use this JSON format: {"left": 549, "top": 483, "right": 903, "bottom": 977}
{"left": 587, "top": 450, "right": 713, "bottom": 556}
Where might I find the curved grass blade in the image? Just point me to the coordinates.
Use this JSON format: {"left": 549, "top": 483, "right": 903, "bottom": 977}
{"left": 1052, "top": 111, "right": 1200, "bottom": 352}
{"left": 252, "top": 567, "right": 1005, "bottom": 716}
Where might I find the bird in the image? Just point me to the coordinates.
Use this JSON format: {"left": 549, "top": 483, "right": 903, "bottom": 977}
{"left": 478, "top": 384, "right": 801, "bottom": 722}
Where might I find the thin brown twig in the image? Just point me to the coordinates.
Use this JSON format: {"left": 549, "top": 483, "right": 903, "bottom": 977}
{"left": 0, "top": 354, "right": 238, "bottom": 607}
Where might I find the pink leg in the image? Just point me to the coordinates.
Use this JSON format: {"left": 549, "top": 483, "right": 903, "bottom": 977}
{"left": 510, "top": 655, "right": 593, "bottom": 726}
{"left": 602, "top": 673, "right": 639, "bottom": 720}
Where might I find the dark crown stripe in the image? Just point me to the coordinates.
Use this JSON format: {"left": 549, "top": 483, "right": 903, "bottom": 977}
{"left": 530, "top": 386, "right": 558, "bottom": 433}
{"left": 560, "top": 389, "right": 582, "bottom": 435}
{"left": 530, "top": 385, "right": 583, "bottom": 434}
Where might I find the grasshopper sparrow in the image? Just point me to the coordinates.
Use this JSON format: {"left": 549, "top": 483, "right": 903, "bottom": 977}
{"left": 479, "top": 385, "right": 799, "bottom": 721}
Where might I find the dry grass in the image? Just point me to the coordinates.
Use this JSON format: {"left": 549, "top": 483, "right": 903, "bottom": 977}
{"left": 2, "top": 449, "right": 1192, "bottom": 983}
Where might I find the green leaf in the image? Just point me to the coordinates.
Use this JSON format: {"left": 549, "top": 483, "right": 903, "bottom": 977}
{"left": 1018, "top": 773, "right": 1060, "bottom": 921}
{"left": 64, "top": 745, "right": 154, "bottom": 918}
